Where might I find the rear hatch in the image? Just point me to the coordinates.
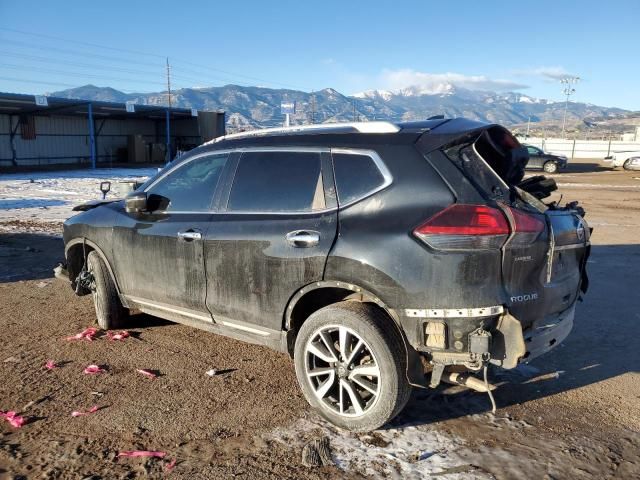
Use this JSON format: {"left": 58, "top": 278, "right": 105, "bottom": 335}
{"left": 438, "top": 125, "right": 590, "bottom": 329}
{"left": 502, "top": 205, "right": 590, "bottom": 329}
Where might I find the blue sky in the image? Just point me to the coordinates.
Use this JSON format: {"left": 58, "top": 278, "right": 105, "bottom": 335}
{"left": 1, "top": 0, "right": 639, "bottom": 109}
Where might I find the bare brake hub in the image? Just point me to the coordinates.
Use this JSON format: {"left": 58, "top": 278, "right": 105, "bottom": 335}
{"left": 75, "top": 269, "right": 95, "bottom": 294}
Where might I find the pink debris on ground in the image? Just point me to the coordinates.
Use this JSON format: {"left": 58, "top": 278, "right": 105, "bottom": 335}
{"left": 83, "top": 364, "right": 106, "bottom": 375}
{"left": 106, "top": 331, "right": 130, "bottom": 341}
{"left": 117, "top": 450, "right": 166, "bottom": 459}
{"left": 136, "top": 369, "right": 157, "bottom": 379}
{"left": 0, "top": 411, "right": 26, "bottom": 428}
{"left": 45, "top": 360, "right": 57, "bottom": 370}
{"left": 71, "top": 405, "right": 100, "bottom": 417}
{"left": 165, "top": 458, "right": 177, "bottom": 471}
{"left": 66, "top": 327, "right": 98, "bottom": 341}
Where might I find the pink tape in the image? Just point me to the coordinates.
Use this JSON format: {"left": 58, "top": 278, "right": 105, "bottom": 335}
{"left": 107, "top": 331, "right": 130, "bottom": 341}
{"left": 165, "top": 458, "right": 176, "bottom": 471}
{"left": 0, "top": 411, "right": 26, "bottom": 428}
{"left": 136, "top": 369, "right": 157, "bottom": 379}
{"left": 66, "top": 327, "right": 98, "bottom": 341}
{"left": 45, "top": 360, "right": 57, "bottom": 370}
{"left": 83, "top": 364, "right": 106, "bottom": 375}
{"left": 71, "top": 405, "right": 100, "bottom": 417}
{"left": 117, "top": 450, "right": 166, "bottom": 458}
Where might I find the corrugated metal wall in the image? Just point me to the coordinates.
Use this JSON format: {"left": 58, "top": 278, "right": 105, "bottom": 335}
{"left": 0, "top": 113, "right": 202, "bottom": 167}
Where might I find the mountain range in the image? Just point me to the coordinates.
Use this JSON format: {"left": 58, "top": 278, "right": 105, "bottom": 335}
{"left": 52, "top": 83, "right": 632, "bottom": 132}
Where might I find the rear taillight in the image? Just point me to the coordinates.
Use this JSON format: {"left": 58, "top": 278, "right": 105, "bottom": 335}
{"left": 414, "top": 204, "right": 510, "bottom": 250}
{"left": 506, "top": 207, "right": 546, "bottom": 246}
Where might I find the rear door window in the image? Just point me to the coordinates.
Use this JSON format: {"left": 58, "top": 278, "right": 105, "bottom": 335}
{"left": 332, "top": 152, "right": 387, "bottom": 205}
{"left": 227, "top": 151, "right": 325, "bottom": 212}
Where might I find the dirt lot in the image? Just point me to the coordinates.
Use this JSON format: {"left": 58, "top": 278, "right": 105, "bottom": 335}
{"left": 0, "top": 160, "right": 639, "bottom": 479}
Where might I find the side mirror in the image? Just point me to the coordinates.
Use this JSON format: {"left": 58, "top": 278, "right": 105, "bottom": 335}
{"left": 125, "top": 192, "right": 148, "bottom": 213}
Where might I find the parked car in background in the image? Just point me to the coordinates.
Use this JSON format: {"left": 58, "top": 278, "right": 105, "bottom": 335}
{"left": 604, "top": 151, "right": 640, "bottom": 170}
{"left": 58, "top": 119, "right": 590, "bottom": 431}
{"left": 523, "top": 144, "right": 568, "bottom": 173}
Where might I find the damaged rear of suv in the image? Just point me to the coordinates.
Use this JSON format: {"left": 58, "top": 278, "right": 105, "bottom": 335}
{"left": 60, "top": 118, "right": 590, "bottom": 431}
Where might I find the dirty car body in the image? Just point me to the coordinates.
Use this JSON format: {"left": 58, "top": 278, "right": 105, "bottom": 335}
{"left": 61, "top": 118, "right": 591, "bottom": 431}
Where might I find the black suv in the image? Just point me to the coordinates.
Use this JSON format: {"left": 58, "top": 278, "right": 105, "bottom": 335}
{"left": 61, "top": 119, "right": 590, "bottom": 431}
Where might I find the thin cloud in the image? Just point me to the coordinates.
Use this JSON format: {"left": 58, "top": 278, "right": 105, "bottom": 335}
{"left": 380, "top": 69, "right": 529, "bottom": 92}
{"left": 515, "top": 66, "right": 581, "bottom": 81}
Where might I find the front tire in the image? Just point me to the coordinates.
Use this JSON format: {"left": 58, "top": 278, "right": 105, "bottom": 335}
{"left": 623, "top": 159, "right": 632, "bottom": 170}
{"left": 543, "top": 161, "right": 558, "bottom": 173}
{"left": 293, "top": 301, "right": 411, "bottom": 431}
{"left": 86, "top": 251, "right": 128, "bottom": 329}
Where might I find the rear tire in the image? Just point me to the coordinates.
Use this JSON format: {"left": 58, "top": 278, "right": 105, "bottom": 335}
{"left": 86, "top": 251, "right": 127, "bottom": 329}
{"left": 623, "top": 159, "right": 632, "bottom": 170}
{"left": 293, "top": 301, "right": 412, "bottom": 432}
{"left": 543, "top": 161, "right": 558, "bottom": 173}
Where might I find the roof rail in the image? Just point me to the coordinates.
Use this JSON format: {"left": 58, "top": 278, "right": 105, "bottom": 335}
{"left": 205, "top": 121, "right": 400, "bottom": 145}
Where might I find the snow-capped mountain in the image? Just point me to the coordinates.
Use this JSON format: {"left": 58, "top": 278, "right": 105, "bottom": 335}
{"left": 52, "top": 84, "right": 630, "bottom": 130}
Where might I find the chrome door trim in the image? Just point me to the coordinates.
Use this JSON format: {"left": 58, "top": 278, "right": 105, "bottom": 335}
{"left": 125, "top": 295, "right": 212, "bottom": 322}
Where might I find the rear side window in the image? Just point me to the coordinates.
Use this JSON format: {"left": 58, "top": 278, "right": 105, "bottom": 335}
{"left": 332, "top": 152, "right": 386, "bottom": 204}
{"left": 227, "top": 151, "right": 325, "bottom": 212}
{"left": 146, "top": 153, "right": 228, "bottom": 212}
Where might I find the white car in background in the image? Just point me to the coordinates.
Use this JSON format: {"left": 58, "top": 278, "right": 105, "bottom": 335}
{"left": 604, "top": 151, "right": 640, "bottom": 170}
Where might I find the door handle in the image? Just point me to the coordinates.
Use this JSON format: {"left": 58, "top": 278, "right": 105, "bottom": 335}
{"left": 177, "top": 230, "right": 202, "bottom": 241}
{"left": 286, "top": 230, "right": 320, "bottom": 248}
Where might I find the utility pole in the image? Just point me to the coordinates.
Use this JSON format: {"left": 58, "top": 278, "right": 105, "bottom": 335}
{"left": 165, "top": 57, "right": 172, "bottom": 164}
{"left": 353, "top": 99, "right": 357, "bottom": 122}
{"left": 525, "top": 116, "right": 531, "bottom": 139}
{"left": 560, "top": 76, "right": 580, "bottom": 139}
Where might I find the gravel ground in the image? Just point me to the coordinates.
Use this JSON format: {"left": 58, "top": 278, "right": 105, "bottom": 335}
{"left": 0, "top": 160, "right": 639, "bottom": 479}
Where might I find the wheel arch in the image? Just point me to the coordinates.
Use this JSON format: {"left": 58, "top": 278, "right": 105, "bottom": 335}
{"left": 284, "top": 281, "right": 426, "bottom": 387}
{"left": 285, "top": 280, "right": 398, "bottom": 332}
{"left": 65, "top": 238, "right": 123, "bottom": 298}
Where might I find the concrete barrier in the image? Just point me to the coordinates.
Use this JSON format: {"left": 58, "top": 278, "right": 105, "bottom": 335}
{"left": 522, "top": 138, "right": 640, "bottom": 159}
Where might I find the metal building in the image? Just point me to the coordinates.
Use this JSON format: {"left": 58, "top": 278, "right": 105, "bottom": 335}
{"left": 0, "top": 92, "right": 225, "bottom": 169}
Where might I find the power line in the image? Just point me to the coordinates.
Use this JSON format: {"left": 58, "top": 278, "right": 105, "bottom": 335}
{"left": 0, "top": 29, "right": 310, "bottom": 91}
{"left": 171, "top": 59, "right": 307, "bottom": 90}
{"left": 0, "top": 50, "right": 165, "bottom": 79}
{"left": 0, "top": 26, "right": 166, "bottom": 58}
{"left": 0, "top": 38, "right": 165, "bottom": 68}
{"left": 0, "top": 47, "right": 256, "bottom": 90}
{"left": 0, "top": 62, "right": 170, "bottom": 88}
{"left": 0, "top": 76, "right": 81, "bottom": 90}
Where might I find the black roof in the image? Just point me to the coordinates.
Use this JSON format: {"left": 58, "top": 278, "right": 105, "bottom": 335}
{"left": 186, "top": 117, "right": 494, "bottom": 158}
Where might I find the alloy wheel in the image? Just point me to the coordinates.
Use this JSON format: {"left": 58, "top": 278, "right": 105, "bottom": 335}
{"left": 304, "top": 325, "right": 381, "bottom": 417}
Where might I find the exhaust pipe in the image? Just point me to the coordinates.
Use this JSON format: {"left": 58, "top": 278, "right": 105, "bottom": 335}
{"left": 445, "top": 372, "right": 496, "bottom": 393}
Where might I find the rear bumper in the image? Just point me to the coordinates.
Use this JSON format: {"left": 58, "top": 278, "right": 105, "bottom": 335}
{"left": 522, "top": 305, "right": 575, "bottom": 363}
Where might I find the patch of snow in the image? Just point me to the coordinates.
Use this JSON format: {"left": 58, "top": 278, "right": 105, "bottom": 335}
{"left": 0, "top": 168, "right": 157, "bottom": 223}
{"left": 267, "top": 417, "right": 489, "bottom": 479}
{"left": 398, "top": 83, "right": 456, "bottom": 97}
{"left": 352, "top": 89, "right": 394, "bottom": 101}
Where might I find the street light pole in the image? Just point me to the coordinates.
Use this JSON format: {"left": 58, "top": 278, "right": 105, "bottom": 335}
{"left": 560, "top": 76, "right": 580, "bottom": 139}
